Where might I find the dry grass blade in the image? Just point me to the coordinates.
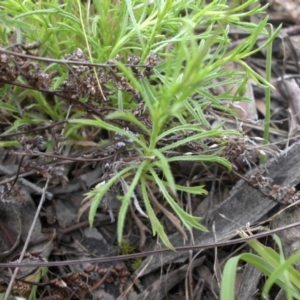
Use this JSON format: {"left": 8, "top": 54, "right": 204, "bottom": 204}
{"left": 4, "top": 179, "right": 50, "bottom": 300}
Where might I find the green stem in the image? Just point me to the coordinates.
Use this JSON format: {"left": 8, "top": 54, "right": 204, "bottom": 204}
{"left": 260, "top": 24, "right": 273, "bottom": 164}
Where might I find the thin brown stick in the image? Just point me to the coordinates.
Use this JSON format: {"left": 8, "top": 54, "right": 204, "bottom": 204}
{"left": 1, "top": 221, "right": 300, "bottom": 269}
{"left": 0, "top": 47, "right": 154, "bottom": 68}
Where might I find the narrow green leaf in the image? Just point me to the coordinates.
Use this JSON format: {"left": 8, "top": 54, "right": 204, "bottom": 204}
{"left": 69, "top": 118, "right": 147, "bottom": 149}
{"left": 152, "top": 149, "right": 176, "bottom": 194}
{"left": 106, "top": 111, "right": 150, "bottom": 134}
{"left": 141, "top": 177, "right": 174, "bottom": 249}
{"left": 159, "top": 130, "right": 239, "bottom": 151}
{"left": 150, "top": 169, "right": 207, "bottom": 232}
{"left": 221, "top": 253, "right": 300, "bottom": 300}
{"left": 117, "top": 161, "right": 147, "bottom": 244}
{"left": 88, "top": 165, "right": 137, "bottom": 226}
{"left": 167, "top": 155, "right": 232, "bottom": 171}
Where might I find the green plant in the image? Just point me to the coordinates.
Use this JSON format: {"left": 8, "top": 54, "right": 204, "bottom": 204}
{"left": 70, "top": 0, "right": 280, "bottom": 248}
{"left": 120, "top": 239, "right": 143, "bottom": 270}
{"left": 120, "top": 239, "right": 137, "bottom": 255}
{"left": 221, "top": 233, "right": 300, "bottom": 300}
{"left": 131, "top": 258, "right": 143, "bottom": 271}
{"left": 0, "top": 0, "right": 280, "bottom": 248}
